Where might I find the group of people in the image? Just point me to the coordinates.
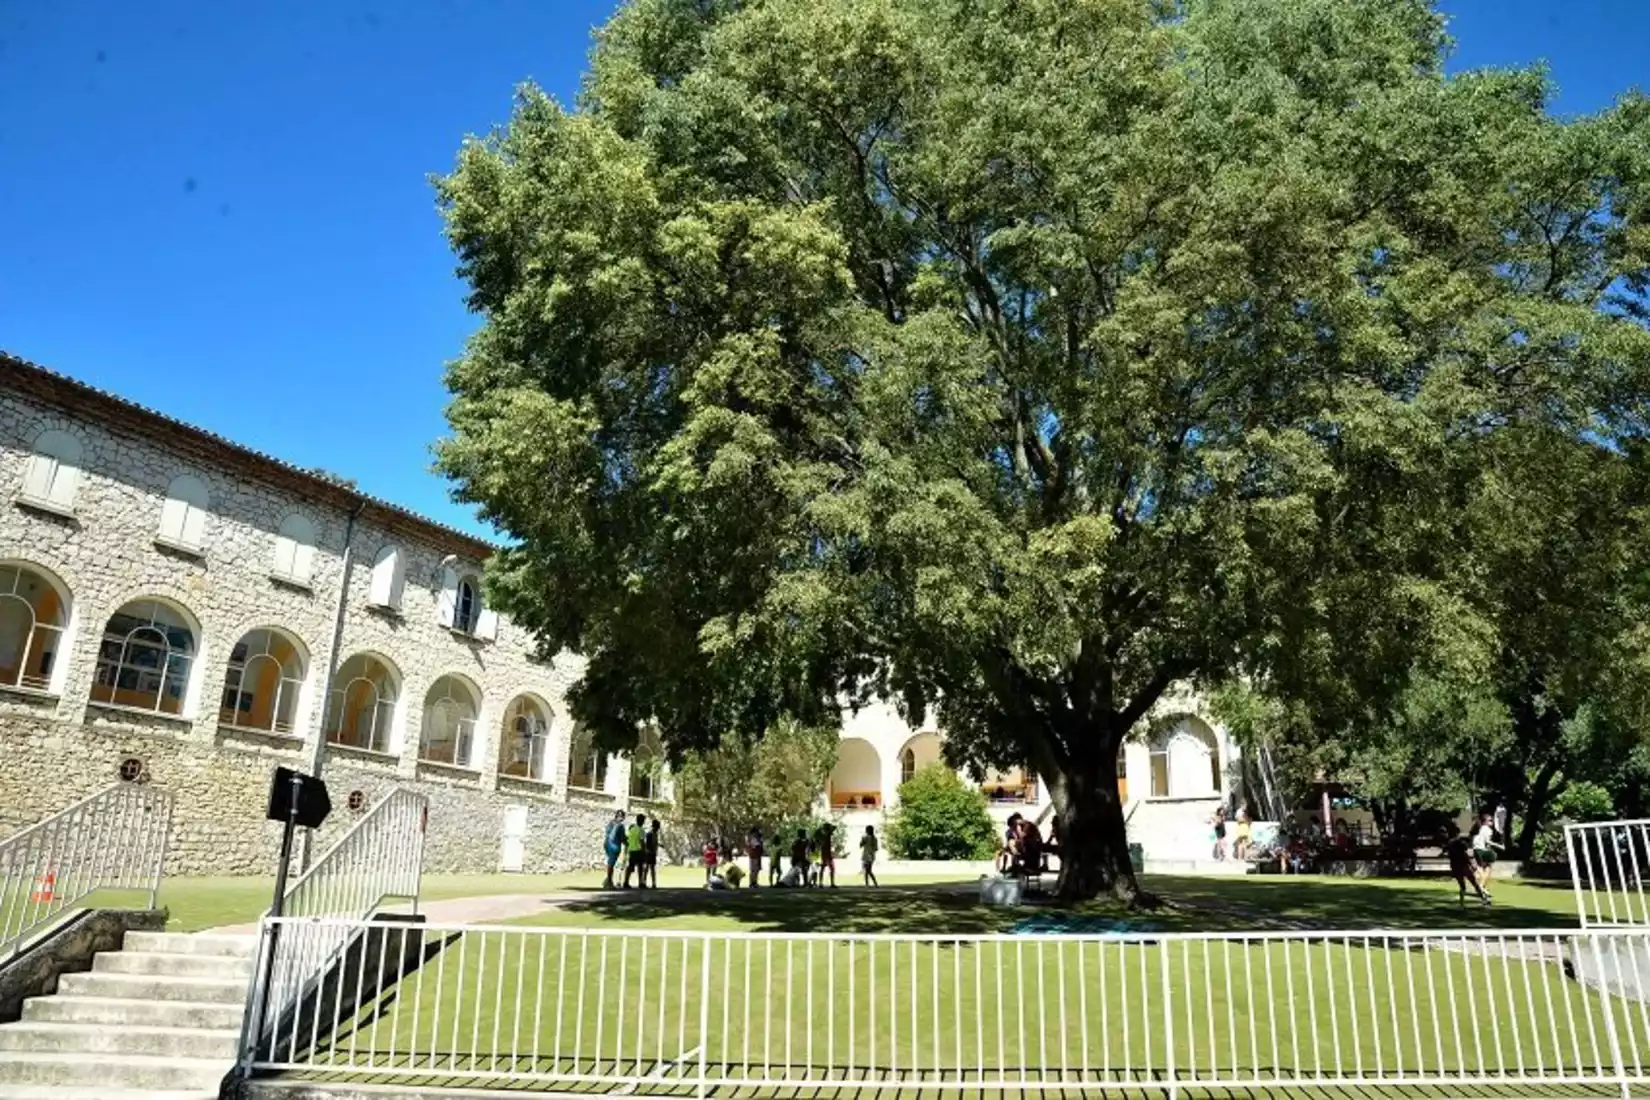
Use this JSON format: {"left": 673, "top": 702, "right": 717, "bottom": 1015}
{"left": 601, "top": 813, "right": 884, "bottom": 890}
{"left": 707, "top": 824, "right": 882, "bottom": 889}
{"left": 1208, "top": 805, "right": 1254, "bottom": 861}
{"left": 1445, "top": 813, "right": 1504, "bottom": 907}
{"left": 602, "top": 810, "right": 664, "bottom": 890}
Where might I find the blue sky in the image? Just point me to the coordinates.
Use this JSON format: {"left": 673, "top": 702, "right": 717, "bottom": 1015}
{"left": 0, "top": 1, "right": 1644, "bottom": 538}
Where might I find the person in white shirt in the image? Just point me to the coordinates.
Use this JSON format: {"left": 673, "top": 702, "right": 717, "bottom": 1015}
{"left": 1471, "top": 814, "right": 1502, "bottom": 894}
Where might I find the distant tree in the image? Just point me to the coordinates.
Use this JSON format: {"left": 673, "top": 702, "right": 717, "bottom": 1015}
{"left": 670, "top": 718, "right": 838, "bottom": 843}
{"left": 308, "top": 466, "right": 358, "bottom": 490}
{"left": 436, "top": 0, "right": 1650, "bottom": 899}
{"left": 886, "top": 765, "right": 998, "bottom": 861}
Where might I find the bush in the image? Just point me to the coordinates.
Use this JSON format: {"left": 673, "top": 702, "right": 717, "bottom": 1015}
{"left": 886, "top": 765, "right": 999, "bottom": 860}
{"left": 1533, "top": 782, "right": 1617, "bottom": 862}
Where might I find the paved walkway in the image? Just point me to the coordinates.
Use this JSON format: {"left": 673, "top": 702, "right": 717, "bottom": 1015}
{"left": 212, "top": 892, "right": 579, "bottom": 934}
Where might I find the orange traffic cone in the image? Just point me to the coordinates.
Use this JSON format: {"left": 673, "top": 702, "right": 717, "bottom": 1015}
{"left": 30, "top": 868, "right": 55, "bottom": 904}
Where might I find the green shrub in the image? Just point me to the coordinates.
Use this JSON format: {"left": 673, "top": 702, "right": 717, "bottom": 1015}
{"left": 1533, "top": 781, "right": 1617, "bottom": 862}
{"left": 886, "top": 765, "right": 999, "bottom": 860}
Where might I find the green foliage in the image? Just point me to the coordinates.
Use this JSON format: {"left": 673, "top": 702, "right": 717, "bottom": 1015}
{"left": 886, "top": 766, "right": 998, "bottom": 861}
{"left": 670, "top": 718, "right": 838, "bottom": 843}
{"left": 435, "top": 0, "right": 1650, "bottom": 896}
{"left": 1532, "top": 782, "right": 1617, "bottom": 863}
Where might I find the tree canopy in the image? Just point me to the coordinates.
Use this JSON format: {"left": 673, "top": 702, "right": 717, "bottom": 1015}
{"left": 436, "top": 0, "right": 1650, "bottom": 898}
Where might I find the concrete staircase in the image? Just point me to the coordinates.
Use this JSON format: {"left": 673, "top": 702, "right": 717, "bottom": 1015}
{"left": 0, "top": 931, "right": 254, "bottom": 1100}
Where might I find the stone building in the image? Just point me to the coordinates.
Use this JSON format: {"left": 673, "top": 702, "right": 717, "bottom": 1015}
{"left": 0, "top": 351, "right": 650, "bottom": 875}
{"left": 0, "top": 350, "right": 1247, "bottom": 875}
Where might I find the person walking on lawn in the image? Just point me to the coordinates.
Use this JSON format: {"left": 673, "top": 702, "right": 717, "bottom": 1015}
{"left": 1445, "top": 825, "right": 1490, "bottom": 908}
{"left": 644, "top": 815, "right": 662, "bottom": 889}
{"left": 860, "top": 825, "right": 880, "bottom": 887}
{"left": 603, "top": 810, "right": 626, "bottom": 889}
{"left": 814, "top": 824, "right": 837, "bottom": 888}
{"left": 746, "top": 826, "right": 765, "bottom": 888}
{"left": 1472, "top": 813, "right": 1502, "bottom": 896}
{"left": 622, "top": 813, "right": 647, "bottom": 888}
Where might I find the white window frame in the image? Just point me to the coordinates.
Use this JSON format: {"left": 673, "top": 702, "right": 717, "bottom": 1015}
{"left": 90, "top": 599, "right": 197, "bottom": 717}
{"left": 0, "top": 563, "right": 69, "bottom": 695}
{"left": 324, "top": 652, "right": 400, "bottom": 754}
{"left": 438, "top": 565, "right": 497, "bottom": 640}
{"left": 566, "top": 728, "right": 608, "bottom": 792}
{"left": 500, "top": 696, "right": 552, "bottom": 782}
{"left": 18, "top": 430, "right": 83, "bottom": 514}
{"left": 157, "top": 474, "right": 210, "bottom": 553}
{"left": 420, "top": 675, "right": 479, "bottom": 769}
{"left": 219, "top": 628, "right": 306, "bottom": 736}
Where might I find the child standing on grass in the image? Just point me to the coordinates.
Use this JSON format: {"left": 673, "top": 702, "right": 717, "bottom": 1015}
{"left": 1472, "top": 813, "right": 1502, "bottom": 896}
{"left": 702, "top": 836, "right": 720, "bottom": 886}
{"left": 603, "top": 810, "right": 626, "bottom": 889}
{"left": 644, "top": 816, "right": 662, "bottom": 889}
{"left": 815, "top": 824, "right": 837, "bottom": 888}
{"left": 860, "top": 825, "right": 880, "bottom": 887}
{"left": 746, "top": 827, "right": 764, "bottom": 888}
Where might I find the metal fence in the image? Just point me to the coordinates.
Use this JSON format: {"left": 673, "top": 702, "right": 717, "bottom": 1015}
{"left": 0, "top": 783, "right": 172, "bottom": 957}
{"left": 244, "top": 787, "right": 427, "bottom": 1058}
{"left": 242, "top": 919, "right": 1650, "bottom": 1097}
{"left": 1567, "top": 818, "right": 1650, "bottom": 929}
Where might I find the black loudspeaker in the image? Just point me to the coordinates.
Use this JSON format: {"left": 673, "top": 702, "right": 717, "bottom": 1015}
{"left": 267, "top": 766, "right": 332, "bottom": 829}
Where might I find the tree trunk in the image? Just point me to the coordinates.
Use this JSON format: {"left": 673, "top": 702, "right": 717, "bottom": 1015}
{"left": 1049, "top": 743, "right": 1146, "bottom": 904}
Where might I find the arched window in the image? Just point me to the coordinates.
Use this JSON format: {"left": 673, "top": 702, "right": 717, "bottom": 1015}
{"left": 566, "top": 726, "right": 608, "bottom": 792}
{"left": 420, "top": 674, "right": 479, "bottom": 768}
{"left": 900, "top": 748, "right": 917, "bottom": 786}
{"left": 219, "top": 628, "right": 307, "bottom": 735}
{"left": 18, "top": 429, "right": 84, "bottom": 512}
{"left": 1149, "top": 717, "right": 1221, "bottom": 799}
{"left": 0, "top": 563, "right": 69, "bottom": 693}
{"left": 90, "top": 598, "right": 197, "bottom": 715}
{"left": 629, "top": 727, "right": 663, "bottom": 801}
{"left": 499, "top": 695, "right": 552, "bottom": 781}
{"left": 367, "top": 544, "right": 404, "bottom": 610}
{"left": 157, "top": 474, "right": 210, "bottom": 551}
{"left": 325, "top": 652, "right": 399, "bottom": 753}
{"left": 271, "top": 514, "right": 317, "bottom": 586}
{"left": 437, "top": 565, "right": 497, "bottom": 640}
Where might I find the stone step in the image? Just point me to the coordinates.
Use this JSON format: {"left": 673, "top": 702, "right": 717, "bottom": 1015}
{"left": 122, "top": 931, "right": 257, "bottom": 959}
{"left": 92, "top": 951, "right": 254, "bottom": 980}
{"left": 0, "top": 1023, "right": 239, "bottom": 1060}
{"left": 0, "top": 1052, "right": 226, "bottom": 1090}
{"left": 0, "top": 1089, "right": 216, "bottom": 1099}
{"left": 22, "top": 996, "right": 244, "bottom": 1031}
{"left": 54, "top": 972, "right": 248, "bottom": 1006}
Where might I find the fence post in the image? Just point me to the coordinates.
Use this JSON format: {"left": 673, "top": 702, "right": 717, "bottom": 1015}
{"left": 1567, "top": 825, "right": 1589, "bottom": 928}
{"left": 697, "top": 937, "right": 712, "bottom": 1099}
{"left": 1586, "top": 934, "right": 1634, "bottom": 1100}
{"left": 1159, "top": 941, "right": 1177, "bottom": 1100}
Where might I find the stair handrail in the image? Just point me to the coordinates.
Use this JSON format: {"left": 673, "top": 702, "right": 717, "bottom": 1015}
{"left": 244, "top": 786, "right": 428, "bottom": 1064}
{"left": 0, "top": 783, "right": 173, "bottom": 958}
{"left": 272, "top": 786, "right": 428, "bottom": 920}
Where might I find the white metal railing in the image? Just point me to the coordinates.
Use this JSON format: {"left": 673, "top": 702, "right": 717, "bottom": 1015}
{"left": 1567, "top": 818, "right": 1650, "bottom": 928}
{"left": 244, "top": 787, "right": 427, "bottom": 1060}
{"left": 0, "top": 783, "right": 173, "bottom": 957}
{"left": 241, "top": 920, "right": 1650, "bottom": 1097}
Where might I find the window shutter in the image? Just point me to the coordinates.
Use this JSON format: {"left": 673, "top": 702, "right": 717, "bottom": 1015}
{"left": 158, "top": 495, "right": 188, "bottom": 544}
{"left": 181, "top": 501, "right": 207, "bottom": 548}
{"left": 22, "top": 455, "right": 55, "bottom": 502}
{"left": 369, "top": 545, "right": 398, "bottom": 607}
{"left": 46, "top": 462, "right": 78, "bottom": 509}
{"left": 292, "top": 540, "right": 315, "bottom": 584}
{"left": 272, "top": 535, "right": 296, "bottom": 578}
{"left": 436, "top": 567, "right": 458, "bottom": 627}
{"left": 475, "top": 608, "right": 499, "bottom": 642}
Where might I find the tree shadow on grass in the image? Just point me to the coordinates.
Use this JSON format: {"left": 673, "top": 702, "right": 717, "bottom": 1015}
{"left": 1145, "top": 873, "right": 1582, "bottom": 931}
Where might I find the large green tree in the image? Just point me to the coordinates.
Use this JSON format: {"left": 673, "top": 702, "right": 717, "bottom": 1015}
{"left": 671, "top": 718, "right": 840, "bottom": 842}
{"left": 436, "top": 0, "right": 1650, "bottom": 899}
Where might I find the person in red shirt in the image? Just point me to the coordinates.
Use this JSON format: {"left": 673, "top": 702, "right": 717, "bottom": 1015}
{"left": 702, "top": 836, "right": 720, "bottom": 885}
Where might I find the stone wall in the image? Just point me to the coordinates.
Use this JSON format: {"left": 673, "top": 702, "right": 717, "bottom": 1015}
{"left": 0, "top": 712, "right": 614, "bottom": 875}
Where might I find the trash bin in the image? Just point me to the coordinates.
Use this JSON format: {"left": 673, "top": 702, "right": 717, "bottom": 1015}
{"left": 1128, "top": 843, "right": 1144, "bottom": 872}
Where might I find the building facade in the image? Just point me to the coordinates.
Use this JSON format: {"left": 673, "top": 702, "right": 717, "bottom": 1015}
{"left": 0, "top": 352, "right": 1242, "bottom": 875}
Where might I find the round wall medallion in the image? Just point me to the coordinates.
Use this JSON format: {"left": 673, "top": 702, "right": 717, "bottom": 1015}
{"left": 118, "top": 757, "right": 145, "bottom": 783}
{"left": 347, "top": 789, "right": 366, "bottom": 812}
